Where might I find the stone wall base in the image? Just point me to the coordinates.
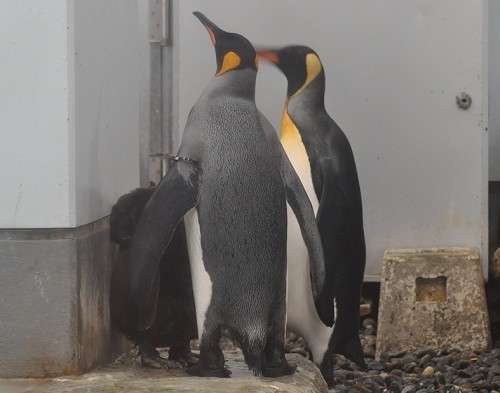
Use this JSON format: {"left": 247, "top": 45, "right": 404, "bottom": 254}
{"left": 0, "top": 219, "right": 130, "bottom": 378}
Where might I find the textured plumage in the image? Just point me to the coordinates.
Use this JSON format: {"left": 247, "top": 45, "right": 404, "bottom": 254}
{"left": 127, "top": 14, "right": 325, "bottom": 378}
{"left": 259, "top": 45, "right": 366, "bottom": 387}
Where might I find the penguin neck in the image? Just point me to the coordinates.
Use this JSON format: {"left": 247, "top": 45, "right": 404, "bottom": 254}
{"left": 208, "top": 68, "right": 256, "bottom": 100}
{"left": 286, "top": 72, "right": 326, "bottom": 115}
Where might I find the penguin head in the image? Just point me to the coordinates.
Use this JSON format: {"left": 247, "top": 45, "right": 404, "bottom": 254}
{"left": 257, "top": 45, "right": 324, "bottom": 98}
{"left": 193, "top": 12, "right": 258, "bottom": 77}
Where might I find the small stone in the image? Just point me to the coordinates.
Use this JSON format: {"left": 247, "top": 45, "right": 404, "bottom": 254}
{"left": 388, "top": 380, "right": 403, "bottom": 393}
{"left": 386, "top": 350, "right": 407, "bottom": 358}
{"left": 401, "top": 386, "right": 417, "bottom": 393}
{"left": 417, "top": 349, "right": 437, "bottom": 358}
{"left": 483, "top": 355, "right": 497, "bottom": 366}
{"left": 434, "top": 371, "right": 445, "bottom": 384}
{"left": 404, "top": 362, "right": 418, "bottom": 373}
{"left": 364, "top": 346, "right": 376, "bottom": 358}
{"left": 379, "top": 352, "right": 391, "bottom": 363}
{"left": 419, "top": 354, "right": 432, "bottom": 367}
{"left": 368, "top": 361, "right": 387, "bottom": 371}
{"left": 422, "top": 366, "right": 434, "bottom": 376}
{"left": 457, "top": 370, "right": 473, "bottom": 378}
{"left": 491, "top": 365, "right": 500, "bottom": 375}
{"left": 403, "top": 353, "right": 419, "bottom": 363}
{"left": 388, "top": 359, "right": 405, "bottom": 371}
{"left": 390, "top": 369, "right": 404, "bottom": 377}
{"left": 469, "top": 374, "right": 484, "bottom": 383}
{"left": 413, "top": 367, "right": 423, "bottom": 375}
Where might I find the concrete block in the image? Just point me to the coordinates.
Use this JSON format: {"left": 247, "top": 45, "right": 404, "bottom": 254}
{"left": 0, "top": 351, "right": 328, "bottom": 393}
{"left": 0, "top": 219, "right": 130, "bottom": 378}
{"left": 376, "top": 248, "right": 491, "bottom": 359}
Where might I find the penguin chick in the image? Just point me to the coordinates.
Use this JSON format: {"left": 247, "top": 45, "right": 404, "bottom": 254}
{"left": 127, "top": 14, "right": 326, "bottom": 379}
{"left": 258, "top": 45, "right": 367, "bottom": 387}
{"left": 110, "top": 187, "right": 198, "bottom": 369}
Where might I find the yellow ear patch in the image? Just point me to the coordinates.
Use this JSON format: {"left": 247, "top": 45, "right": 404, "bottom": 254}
{"left": 215, "top": 51, "right": 241, "bottom": 76}
{"left": 291, "top": 53, "right": 322, "bottom": 98}
{"left": 255, "top": 54, "right": 259, "bottom": 70}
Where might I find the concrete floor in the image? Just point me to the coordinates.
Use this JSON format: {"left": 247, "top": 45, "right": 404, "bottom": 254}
{"left": 0, "top": 350, "right": 328, "bottom": 393}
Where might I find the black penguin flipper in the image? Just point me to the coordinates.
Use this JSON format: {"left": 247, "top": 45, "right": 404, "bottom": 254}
{"left": 128, "top": 160, "right": 200, "bottom": 321}
{"left": 258, "top": 112, "right": 326, "bottom": 301}
{"left": 314, "top": 159, "right": 351, "bottom": 327}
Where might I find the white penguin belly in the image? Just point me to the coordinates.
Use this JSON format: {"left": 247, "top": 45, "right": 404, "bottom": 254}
{"left": 285, "top": 144, "right": 334, "bottom": 365}
{"left": 184, "top": 208, "right": 212, "bottom": 340}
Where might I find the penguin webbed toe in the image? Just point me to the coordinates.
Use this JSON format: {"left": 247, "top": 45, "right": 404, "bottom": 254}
{"left": 139, "top": 342, "right": 184, "bottom": 370}
{"left": 186, "top": 362, "right": 232, "bottom": 378}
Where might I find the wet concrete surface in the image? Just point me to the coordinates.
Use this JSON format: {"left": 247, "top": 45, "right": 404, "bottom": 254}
{"left": 0, "top": 349, "right": 328, "bottom": 393}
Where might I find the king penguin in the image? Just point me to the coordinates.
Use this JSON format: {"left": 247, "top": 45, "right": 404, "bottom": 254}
{"left": 109, "top": 186, "right": 198, "bottom": 369}
{"left": 128, "top": 15, "right": 327, "bottom": 378}
{"left": 258, "top": 46, "right": 366, "bottom": 386}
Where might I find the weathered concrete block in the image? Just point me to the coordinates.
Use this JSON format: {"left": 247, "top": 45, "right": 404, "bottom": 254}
{"left": 376, "top": 247, "right": 491, "bottom": 359}
{"left": 0, "top": 351, "right": 328, "bottom": 393}
{"left": 0, "top": 219, "right": 130, "bottom": 378}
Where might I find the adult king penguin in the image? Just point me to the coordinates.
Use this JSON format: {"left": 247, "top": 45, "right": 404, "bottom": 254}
{"left": 258, "top": 46, "right": 366, "bottom": 386}
{"left": 128, "top": 14, "right": 326, "bottom": 378}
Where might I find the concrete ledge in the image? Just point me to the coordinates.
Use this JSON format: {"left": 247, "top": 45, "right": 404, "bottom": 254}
{"left": 0, "top": 351, "right": 328, "bottom": 393}
{"left": 376, "top": 247, "right": 491, "bottom": 359}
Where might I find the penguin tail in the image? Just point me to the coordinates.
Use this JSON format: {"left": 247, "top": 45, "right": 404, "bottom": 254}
{"left": 231, "top": 327, "right": 266, "bottom": 375}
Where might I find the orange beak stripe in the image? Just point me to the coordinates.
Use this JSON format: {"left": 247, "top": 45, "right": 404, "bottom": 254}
{"left": 203, "top": 24, "right": 216, "bottom": 45}
{"left": 257, "top": 51, "right": 279, "bottom": 65}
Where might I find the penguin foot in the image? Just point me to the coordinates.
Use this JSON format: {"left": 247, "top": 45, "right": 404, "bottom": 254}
{"left": 186, "top": 362, "right": 231, "bottom": 378}
{"left": 140, "top": 353, "right": 184, "bottom": 370}
{"left": 336, "top": 336, "right": 366, "bottom": 370}
{"left": 170, "top": 351, "right": 199, "bottom": 367}
{"left": 319, "top": 363, "right": 334, "bottom": 388}
{"left": 261, "top": 361, "right": 296, "bottom": 377}
{"left": 168, "top": 344, "right": 199, "bottom": 367}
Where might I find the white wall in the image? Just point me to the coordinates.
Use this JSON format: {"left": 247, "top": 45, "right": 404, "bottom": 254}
{"left": 0, "top": 2, "right": 71, "bottom": 227}
{"left": 72, "top": 1, "right": 141, "bottom": 226}
{"left": 0, "top": 1, "right": 142, "bottom": 228}
{"left": 490, "top": 0, "right": 500, "bottom": 181}
{"left": 174, "top": 0, "right": 489, "bottom": 278}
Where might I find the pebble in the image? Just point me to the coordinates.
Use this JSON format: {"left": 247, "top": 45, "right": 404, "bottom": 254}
{"left": 422, "top": 366, "right": 434, "bottom": 376}
{"left": 284, "top": 316, "right": 500, "bottom": 392}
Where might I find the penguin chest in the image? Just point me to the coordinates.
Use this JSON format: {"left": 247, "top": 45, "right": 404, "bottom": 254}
{"left": 281, "top": 110, "right": 332, "bottom": 363}
{"left": 280, "top": 108, "right": 319, "bottom": 210}
{"left": 183, "top": 208, "right": 212, "bottom": 339}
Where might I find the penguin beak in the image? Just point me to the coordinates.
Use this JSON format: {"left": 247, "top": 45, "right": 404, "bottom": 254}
{"left": 193, "top": 11, "right": 222, "bottom": 45}
{"left": 256, "top": 49, "right": 280, "bottom": 65}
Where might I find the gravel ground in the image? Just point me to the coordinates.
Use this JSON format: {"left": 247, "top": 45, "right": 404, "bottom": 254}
{"left": 286, "top": 317, "right": 500, "bottom": 393}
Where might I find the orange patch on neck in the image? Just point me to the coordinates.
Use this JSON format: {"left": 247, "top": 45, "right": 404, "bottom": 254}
{"left": 215, "top": 51, "right": 241, "bottom": 76}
